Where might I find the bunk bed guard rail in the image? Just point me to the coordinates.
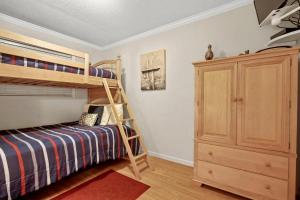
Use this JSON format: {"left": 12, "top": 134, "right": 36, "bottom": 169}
{"left": 0, "top": 28, "right": 121, "bottom": 87}
{"left": 0, "top": 28, "right": 89, "bottom": 77}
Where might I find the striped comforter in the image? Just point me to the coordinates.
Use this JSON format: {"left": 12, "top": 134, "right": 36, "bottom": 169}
{"left": 0, "top": 53, "right": 117, "bottom": 79}
{"left": 0, "top": 122, "right": 139, "bottom": 200}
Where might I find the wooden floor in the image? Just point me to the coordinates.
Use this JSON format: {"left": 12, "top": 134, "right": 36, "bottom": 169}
{"left": 22, "top": 157, "right": 248, "bottom": 200}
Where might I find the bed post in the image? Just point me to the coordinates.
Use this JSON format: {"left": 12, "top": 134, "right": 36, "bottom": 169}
{"left": 116, "top": 56, "right": 121, "bottom": 81}
{"left": 84, "top": 53, "right": 90, "bottom": 83}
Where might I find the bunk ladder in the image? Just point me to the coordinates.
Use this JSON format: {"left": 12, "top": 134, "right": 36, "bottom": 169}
{"left": 103, "top": 79, "right": 152, "bottom": 179}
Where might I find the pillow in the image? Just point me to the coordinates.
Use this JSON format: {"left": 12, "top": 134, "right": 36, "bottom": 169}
{"left": 88, "top": 105, "right": 104, "bottom": 125}
{"left": 100, "top": 104, "right": 124, "bottom": 125}
{"left": 79, "top": 113, "right": 98, "bottom": 127}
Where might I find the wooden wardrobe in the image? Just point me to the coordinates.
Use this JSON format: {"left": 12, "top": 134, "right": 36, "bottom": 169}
{"left": 193, "top": 48, "right": 299, "bottom": 200}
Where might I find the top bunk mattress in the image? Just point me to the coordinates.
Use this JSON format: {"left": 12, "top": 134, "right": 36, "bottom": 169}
{"left": 0, "top": 53, "right": 117, "bottom": 79}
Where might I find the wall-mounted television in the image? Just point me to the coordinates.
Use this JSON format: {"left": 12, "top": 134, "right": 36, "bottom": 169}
{"left": 254, "top": 0, "right": 287, "bottom": 25}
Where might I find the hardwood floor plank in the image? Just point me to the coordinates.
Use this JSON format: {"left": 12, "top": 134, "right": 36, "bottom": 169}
{"left": 21, "top": 157, "right": 247, "bottom": 200}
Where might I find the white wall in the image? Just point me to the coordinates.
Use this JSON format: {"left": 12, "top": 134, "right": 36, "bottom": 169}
{"left": 0, "top": 90, "right": 87, "bottom": 130}
{"left": 0, "top": 3, "right": 279, "bottom": 164}
{"left": 100, "top": 4, "right": 278, "bottom": 165}
{"left": 0, "top": 14, "right": 102, "bottom": 130}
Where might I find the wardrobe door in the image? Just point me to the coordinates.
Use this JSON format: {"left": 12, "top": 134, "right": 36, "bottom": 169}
{"left": 197, "top": 63, "right": 237, "bottom": 144}
{"left": 237, "top": 56, "right": 290, "bottom": 152}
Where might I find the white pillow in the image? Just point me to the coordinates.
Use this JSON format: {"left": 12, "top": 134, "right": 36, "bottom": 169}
{"left": 100, "top": 104, "right": 124, "bottom": 125}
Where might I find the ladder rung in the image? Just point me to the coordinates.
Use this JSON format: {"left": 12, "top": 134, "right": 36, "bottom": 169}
{"left": 135, "top": 158, "right": 147, "bottom": 165}
{"left": 109, "top": 86, "right": 121, "bottom": 89}
{"left": 108, "top": 103, "right": 127, "bottom": 107}
{"left": 134, "top": 152, "right": 147, "bottom": 161}
{"left": 129, "top": 158, "right": 146, "bottom": 166}
{"left": 123, "top": 155, "right": 130, "bottom": 161}
{"left": 116, "top": 102, "right": 127, "bottom": 106}
{"left": 127, "top": 135, "right": 140, "bottom": 140}
{"left": 122, "top": 118, "right": 133, "bottom": 122}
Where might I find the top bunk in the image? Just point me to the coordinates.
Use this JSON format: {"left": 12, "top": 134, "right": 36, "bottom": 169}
{"left": 0, "top": 29, "right": 120, "bottom": 88}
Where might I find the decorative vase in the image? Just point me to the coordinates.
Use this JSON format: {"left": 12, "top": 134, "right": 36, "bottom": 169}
{"left": 205, "top": 44, "right": 214, "bottom": 60}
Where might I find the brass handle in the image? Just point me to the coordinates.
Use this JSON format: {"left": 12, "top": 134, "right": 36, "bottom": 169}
{"left": 265, "top": 185, "right": 271, "bottom": 190}
{"left": 208, "top": 151, "right": 213, "bottom": 156}
{"left": 265, "top": 163, "right": 272, "bottom": 168}
{"left": 208, "top": 170, "right": 213, "bottom": 174}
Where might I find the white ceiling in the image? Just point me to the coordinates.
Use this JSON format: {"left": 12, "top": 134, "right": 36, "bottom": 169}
{"left": 0, "top": 0, "right": 236, "bottom": 47}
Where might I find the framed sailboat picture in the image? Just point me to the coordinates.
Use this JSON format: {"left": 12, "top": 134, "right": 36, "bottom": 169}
{"left": 140, "top": 49, "right": 166, "bottom": 91}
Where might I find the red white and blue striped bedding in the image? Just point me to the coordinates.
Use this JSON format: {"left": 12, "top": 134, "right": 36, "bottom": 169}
{"left": 0, "top": 122, "right": 139, "bottom": 200}
{"left": 0, "top": 53, "right": 116, "bottom": 79}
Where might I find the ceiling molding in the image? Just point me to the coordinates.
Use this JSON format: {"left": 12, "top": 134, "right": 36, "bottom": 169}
{"left": 0, "top": 0, "right": 253, "bottom": 51}
{"left": 102, "top": 0, "right": 253, "bottom": 50}
{"left": 0, "top": 12, "right": 104, "bottom": 50}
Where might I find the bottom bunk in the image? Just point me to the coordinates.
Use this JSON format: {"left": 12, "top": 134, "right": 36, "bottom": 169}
{"left": 0, "top": 122, "right": 140, "bottom": 200}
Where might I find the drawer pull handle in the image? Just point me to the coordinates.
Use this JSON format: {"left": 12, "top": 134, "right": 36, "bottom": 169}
{"left": 208, "top": 151, "right": 213, "bottom": 156}
{"left": 265, "top": 185, "right": 271, "bottom": 190}
{"left": 208, "top": 170, "right": 213, "bottom": 174}
{"left": 265, "top": 163, "right": 272, "bottom": 168}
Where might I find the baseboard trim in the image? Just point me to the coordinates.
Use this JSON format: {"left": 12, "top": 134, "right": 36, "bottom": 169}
{"left": 148, "top": 151, "right": 194, "bottom": 167}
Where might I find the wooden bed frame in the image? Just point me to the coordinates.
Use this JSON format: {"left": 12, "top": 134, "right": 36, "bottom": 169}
{"left": 0, "top": 29, "right": 120, "bottom": 88}
{"left": 0, "top": 28, "right": 151, "bottom": 180}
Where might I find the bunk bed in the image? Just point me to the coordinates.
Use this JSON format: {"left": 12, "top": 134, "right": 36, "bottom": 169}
{"left": 0, "top": 29, "right": 121, "bottom": 88}
{"left": 0, "top": 29, "right": 151, "bottom": 200}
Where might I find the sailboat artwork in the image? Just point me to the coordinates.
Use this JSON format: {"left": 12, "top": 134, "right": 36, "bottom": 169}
{"left": 140, "top": 49, "right": 166, "bottom": 91}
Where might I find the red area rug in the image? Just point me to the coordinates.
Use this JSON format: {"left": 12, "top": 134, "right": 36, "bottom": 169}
{"left": 51, "top": 170, "right": 150, "bottom": 200}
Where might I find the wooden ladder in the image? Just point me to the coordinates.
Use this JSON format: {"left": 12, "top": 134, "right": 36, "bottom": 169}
{"left": 103, "top": 78, "right": 152, "bottom": 179}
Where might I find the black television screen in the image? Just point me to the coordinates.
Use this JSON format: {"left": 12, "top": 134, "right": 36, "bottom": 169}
{"left": 254, "top": 0, "right": 287, "bottom": 25}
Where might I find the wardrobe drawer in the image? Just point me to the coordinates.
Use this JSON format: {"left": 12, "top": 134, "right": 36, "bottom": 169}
{"left": 198, "top": 143, "right": 288, "bottom": 180}
{"left": 197, "top": 161, "right": 288, "bottom": 200}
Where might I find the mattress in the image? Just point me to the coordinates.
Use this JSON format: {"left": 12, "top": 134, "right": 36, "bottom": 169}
{"left": 0, "top": 122, "right": 139, "bottom": 200}
{"left": 0, "top": 53, "right": 116, "bottom": 79}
